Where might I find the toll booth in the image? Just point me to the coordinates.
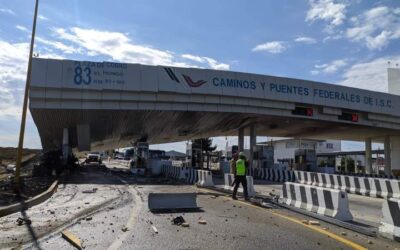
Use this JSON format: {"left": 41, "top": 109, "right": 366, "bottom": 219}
{"left": 186, "top": 143, "right": 202, "bottom": 168}
{"left": 123, "top": 147, "right": 134, "bottom": 160}
{"left": 130, "top": 142, "right": 149, "bottom": 175}
{"left": 226, "top": 145, "right": 239, "bottom": 160}
{"left": 252, "top": 145, "right": 274, "bottom": 169}
{"left": 294, "top": 149, "right": 317, "bottom": 171}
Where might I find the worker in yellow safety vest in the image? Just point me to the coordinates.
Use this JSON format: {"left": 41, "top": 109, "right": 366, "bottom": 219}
{"left": 232, "top": 152, "right": 249, "bottom": 200}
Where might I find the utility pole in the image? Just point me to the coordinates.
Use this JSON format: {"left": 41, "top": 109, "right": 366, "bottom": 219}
{"left": 14, "top": 0, "right": 39, "bottom": 193}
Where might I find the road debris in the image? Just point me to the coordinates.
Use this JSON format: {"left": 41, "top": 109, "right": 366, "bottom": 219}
{"left": 172, "top": 216, "right": 185, "bottom": 225}
{"left": 198, "top": 220, "right": 207, "bottom": 225}
{"left": 82, "top": 188, "right": 97, "bottom": 193}
{"left": 85, "top": 216, "right": 92, "bottom": 221}
{"left": 181, "top": 223, "right": 190, "bottom": 227}
{"left": 309, "top": 220, "right": 320, "bottom": 226}
{"left": 218, "top": 215, "right": 235, "bottom": 219}
{"left": 16, "top": 217, "right": 32, "bottom": 226}
{"left": 341, "top": 232, "right": 347, "bottom": 236}
{"left": 121, "top": 226, "right": 129, "bottom": 232}
{"left": 301, "top": 220, "right": 309, "bottom": 225}
{"left": 152, "top": 226, "right": 158, "bottom": 234}
{"left": 62, "top": 230, "right": 82, "bottom": 250}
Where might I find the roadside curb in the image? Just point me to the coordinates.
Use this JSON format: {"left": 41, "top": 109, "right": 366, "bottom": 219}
{"left": 0, "top": 179, "right": 59, "bottom": 217}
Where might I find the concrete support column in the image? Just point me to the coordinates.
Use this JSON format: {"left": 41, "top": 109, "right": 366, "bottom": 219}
{"left": 249, "top": 124, "right": 256, "bottom": 172}
{"left": 390, "top": 136, "right": 400, "bottom": 174}
{"left": 62, "top": 128, "right": 69, "bottom": 165}
{"left": 238, "top": 127, "right": 244, "bottom": 152}
{"left": 365, "top": 138, "right": 372, "bottom": 174}
{"left": 384, "top": 136, "right": 391, "bottom": 175}
{"left": 77, "top": 124, "right": 91, "bottom": 151}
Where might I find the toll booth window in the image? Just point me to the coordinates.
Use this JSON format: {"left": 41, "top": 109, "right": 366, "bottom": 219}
{"left": 292, "top": 107, "right": 313, "bottom": 116}
{"left": 338, "top": 112, "right": 359, "bottom": 122}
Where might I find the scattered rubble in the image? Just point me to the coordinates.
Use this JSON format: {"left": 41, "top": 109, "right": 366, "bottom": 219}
{"left": 16, "top": 217, "right": 32, "bottom": 226}
{"left": 82, "top": 188, "right": 97, "bottom": 193}
{"left": 172, "top": 216, "right": 185, "bottom": 225}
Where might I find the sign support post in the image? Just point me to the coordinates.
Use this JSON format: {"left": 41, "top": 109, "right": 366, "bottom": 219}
{"left": 14, "top": 0, "right": 39, "bottom": 193}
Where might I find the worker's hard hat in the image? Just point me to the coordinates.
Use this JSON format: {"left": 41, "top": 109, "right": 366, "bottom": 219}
{"left": 239, "top": 152, "right": 245, "bottom": 157}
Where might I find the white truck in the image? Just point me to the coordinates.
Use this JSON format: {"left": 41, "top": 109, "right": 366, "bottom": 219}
{"left": 85, "top": 152, "right": 102, "bottom": 165}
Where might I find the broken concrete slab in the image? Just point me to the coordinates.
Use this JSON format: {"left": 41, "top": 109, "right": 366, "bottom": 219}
{"left": 148, "top": 193, "right": 199, "bottom": 212}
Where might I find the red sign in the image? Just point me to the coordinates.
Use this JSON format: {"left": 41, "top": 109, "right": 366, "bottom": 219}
{"left": 306, "top": 108, "right": 313, "bottom": 116}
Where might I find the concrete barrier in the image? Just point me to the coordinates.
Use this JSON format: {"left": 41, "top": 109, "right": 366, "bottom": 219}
{"left": 224, "top": 174, "right": 256, "bottom": 197}
{"left": 256, "top": 168, "right": 295, "bottom": 182}
{"left": 196, "top": 170, "right": 214, "bottom": 187}
{"left": 379, "top": 198, "right": 400, "bottom": 241}
{"left": 185, "top": 168, "right": 198, "bottom": 184}
{"left": 161, "top": 165, "right": 181, "bottom": 179}
{"left": 294, "top": 170, "right": 314, "bottom": 185}
{"left": 306, "top": 171, "right": 400, "bottom": 199}
{"left": 279, "top": 182, "right": 353, "bottom": 221}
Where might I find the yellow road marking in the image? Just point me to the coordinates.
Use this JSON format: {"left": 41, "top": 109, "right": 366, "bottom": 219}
{"left": 197, "top": 187, "right": 367, "bottom": 250}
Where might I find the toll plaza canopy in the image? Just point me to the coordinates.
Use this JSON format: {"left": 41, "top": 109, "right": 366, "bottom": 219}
{"left": 29, "top": 58, "right": 400, "bottom": 151}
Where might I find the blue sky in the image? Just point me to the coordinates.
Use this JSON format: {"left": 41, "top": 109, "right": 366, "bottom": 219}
{"left": 0, "top": 0, "right": 399, "bottom": 152}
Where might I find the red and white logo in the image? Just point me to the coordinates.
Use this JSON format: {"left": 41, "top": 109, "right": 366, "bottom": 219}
{"left": 164, "top": 67, "right": 207, "bottom": 88}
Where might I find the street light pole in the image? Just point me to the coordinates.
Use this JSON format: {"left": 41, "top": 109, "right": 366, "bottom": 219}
{"left": 14, "top": 0, "right": 39, "bottom": 193}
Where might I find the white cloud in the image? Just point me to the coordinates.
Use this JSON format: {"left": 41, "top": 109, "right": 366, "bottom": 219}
{"left": 36, "top": 37, "right": 80, "bottom": 54}
{"left": 181, "top": 54, "right": 204, "bottom": 63}
{"left": 252, "top": 41, "right": 287, "bottom": 54}
{"left": 306, "top": 0, "right": 347, "bottom": 30}
{"left": 16, "top": 25, "right": 29, "bottom": 32}
{"left": 294, "top": 36, "right": 317, "bottom": 44}
{"left": 346, "top": 6, "right": 400, "bottom": 50}
{"left": 51, "top": 27, "right": 229, "bottom": 69}
{"left": 0, "top": 40, "right": 29, "bottom": 120}
{"left": 181, "top": 54, "right": 230, "bottom": 70}
{"left": 312, "top": 59, "right": 347, "bottom": 74}
{"left": 338, "top": 56, "right": 400, "bottom": 92}
{"left": 0, "top": 8, "right": 15, "bottom": 15}
{"left": 322, "top": 34, "right": 342, "bottom": 42}
{"left": 38, "top": 15, "right": 49, "bottom": 21}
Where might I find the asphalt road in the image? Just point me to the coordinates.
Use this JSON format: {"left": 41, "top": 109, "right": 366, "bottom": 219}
{"left": 1, "top": 162, "right": 399, "bottom": 250}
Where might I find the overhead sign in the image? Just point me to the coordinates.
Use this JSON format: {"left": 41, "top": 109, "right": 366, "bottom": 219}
{"left": 30, "top": 58, "right": 400, "bottom": 117}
